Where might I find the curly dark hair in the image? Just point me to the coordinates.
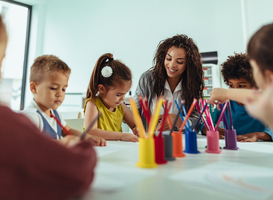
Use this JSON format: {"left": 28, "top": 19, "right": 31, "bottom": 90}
{"left": 150, "top": 34, "right": 204, "bottom": 110}
{"left": 221, "top": 53, "right": 256, "bottom": 88}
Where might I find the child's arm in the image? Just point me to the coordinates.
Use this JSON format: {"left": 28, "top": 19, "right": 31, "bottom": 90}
{"left": 64, "top": 125, "right": 106, "bottom": 146}
{"left": 121, "top": 103, "right": 139, "bottom": 137}
{"left": 208, "top": 88, "right": 259, "bottom": 106}
{"left": 236, "top": 132, "right": 272, "bottom": 142}
{"left": 84, "top": 100, "right": 138, "bottom": 142}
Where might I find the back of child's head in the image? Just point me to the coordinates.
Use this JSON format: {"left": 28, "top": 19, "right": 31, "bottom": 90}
{"left": 30, "top": 55, "right": 71, "bottom": 84}
{"left": 247, "top": 23, "right": 273, "bottom": 75}
{"left": 86, "top": 53, "right": 132, "bottom": 99}
{"left": 221, "top": 53, "right": 256, "bottom": 88}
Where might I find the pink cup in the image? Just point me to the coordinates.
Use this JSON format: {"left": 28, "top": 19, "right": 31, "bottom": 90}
{"left": 205, "top": 130, "right": 222, "bottom": 154}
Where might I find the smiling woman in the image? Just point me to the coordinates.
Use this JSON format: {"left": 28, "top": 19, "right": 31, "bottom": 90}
{"left": 134, "top": 34, "right": 204, "bottom": 131}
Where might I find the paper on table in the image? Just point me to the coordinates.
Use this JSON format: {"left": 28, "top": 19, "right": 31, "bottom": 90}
{"left": 168, "top": 162, "right": 273, "bottom": 199}
{"left": 236, "top": 142, "right": 273, "bottom": 154}
{"left": 91, "top": 162, "right": 156, "bottom": 193}
{"left": 94, "top": 143, "right": 133, "bottom": 157}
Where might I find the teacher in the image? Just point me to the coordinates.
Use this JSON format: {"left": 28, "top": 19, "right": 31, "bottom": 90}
{"left": 134, "top": 34, "right": 204, "bottom": 131}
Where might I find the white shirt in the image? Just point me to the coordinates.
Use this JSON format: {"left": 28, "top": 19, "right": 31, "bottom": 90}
{"left": 23, "top": 99, "right": 66, "bottom": 139}
{"left": 150, "top": 80, "right": 192, "bottom": 127}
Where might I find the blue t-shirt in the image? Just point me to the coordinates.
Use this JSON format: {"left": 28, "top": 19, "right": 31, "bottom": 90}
{"left": 200, "top": 100, "right": 273, "bottom": 140}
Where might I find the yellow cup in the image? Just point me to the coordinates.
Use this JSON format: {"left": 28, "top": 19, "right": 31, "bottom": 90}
{"left": 136, "top": 138, "right": 157, "bottom": 168}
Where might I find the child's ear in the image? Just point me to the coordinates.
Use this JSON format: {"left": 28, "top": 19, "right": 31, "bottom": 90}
{"left": 265, "top": 70, "right": 273, "bottom": 84}
{"left": 98, "top": 84, "right": 105, "bottom": 94}
{"left": 30, "top": 82, "right": 37, "bottom": 94}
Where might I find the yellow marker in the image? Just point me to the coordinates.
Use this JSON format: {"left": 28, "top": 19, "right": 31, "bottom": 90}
{"left": 129, "top": 98, "right": 146, "bottom": 139}
{"left": 147, "top": 97, "right": 163, "bottom": 138}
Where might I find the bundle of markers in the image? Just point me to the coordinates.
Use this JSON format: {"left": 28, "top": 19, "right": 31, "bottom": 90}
{"left": 195, "top": 99, "right": 231, "bottom": 132}
{"left": 172, "top": 99, "right": 197, "bottom": 134}
{"left": 129, "top": 96, "right": 163, "bottom": 139}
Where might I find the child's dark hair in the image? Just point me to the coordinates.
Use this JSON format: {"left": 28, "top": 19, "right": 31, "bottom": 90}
{"left": 151, "top": 34, "right": 204, "bottom": 110}
{"left": 247, "top": 23, "right": 273, "bottom": 75}
{"left": 86, "top": 53, "right": 132, "bottom": 99}
{"left": 221, "top": 53, "right": 256, "bottom": 88}
{"left": 30, "top": 55, "right": 71, "bottom": 84}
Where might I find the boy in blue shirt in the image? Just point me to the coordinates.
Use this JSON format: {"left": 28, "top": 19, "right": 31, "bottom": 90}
{"left": 201, "top": 53, "right": 273, "bottom": 142}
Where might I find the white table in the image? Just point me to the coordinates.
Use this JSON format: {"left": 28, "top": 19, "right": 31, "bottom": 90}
{"left": 82, "top": 135, "right": 273, "bottom": 200}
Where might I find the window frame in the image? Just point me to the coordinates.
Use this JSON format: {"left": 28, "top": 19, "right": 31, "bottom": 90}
{"left": 1, "top": 0, "right": 32, "bottom": 110}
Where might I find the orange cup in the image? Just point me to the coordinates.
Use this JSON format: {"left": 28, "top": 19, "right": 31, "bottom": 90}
{"left": 172, "top": 131, "right": 186, "bottom": 157}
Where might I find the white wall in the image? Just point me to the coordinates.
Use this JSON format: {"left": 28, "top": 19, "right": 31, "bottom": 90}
{"left": 19, "top": 0, "right": 273, "bottom": 106}
{"left": 245, "top": 0, "right": 273, "bottom": 41}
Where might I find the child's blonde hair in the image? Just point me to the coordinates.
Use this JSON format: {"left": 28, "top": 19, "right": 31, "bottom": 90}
{"left": 86, "top": 53, "right": 132, "bottom": 100}
{"left": 30, "top": 55, "right": 71, "bottom": 83}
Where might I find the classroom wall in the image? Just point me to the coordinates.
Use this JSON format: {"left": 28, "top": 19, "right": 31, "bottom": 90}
{"left": 245, "top": 0, "right": 273, "bottom": 40}
{"left": 19, "top": 0, "right": 273, "bottom": 107}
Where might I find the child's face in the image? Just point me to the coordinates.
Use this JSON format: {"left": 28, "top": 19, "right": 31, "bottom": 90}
{"left": 100, "top": 80, "right": 131, "bottom": 111}
{"left": 250, "top": 59, "right": 266, "bottom": 90}
{"left": 228, "top": 78, "right": 253, "bottom": 89}
{"left": 228, "top": 78, "right": 253, "bottom": 106}
{"left": 32, "top": 71, "right": 69, "bottom": 114}
{"left": 164, "top": 46, "right": 187, "bottom": 81}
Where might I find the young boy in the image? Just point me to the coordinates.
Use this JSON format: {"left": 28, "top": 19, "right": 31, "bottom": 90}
{"left": 201, "top": 53, "right": 273, "bottom": 142}
{"left": 23, "top": 55, "right": 106, "bottom": 146}
{"left": 0, "top": 16, "right": 96, "bottom": 200}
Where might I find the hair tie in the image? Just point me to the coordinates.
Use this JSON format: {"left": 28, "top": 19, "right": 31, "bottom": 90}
{"left": 101, "top": 66, "right": 113, "bottom": 78}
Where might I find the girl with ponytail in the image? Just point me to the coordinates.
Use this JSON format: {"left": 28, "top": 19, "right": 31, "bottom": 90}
{"left": 84, "top": 53, "right": 139, "bottom": 142}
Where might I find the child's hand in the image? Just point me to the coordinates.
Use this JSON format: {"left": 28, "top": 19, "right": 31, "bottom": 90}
{"left": 58, "top": 135, "right": 80, "bottom": 147}
{"left": 208, "top": 88, "right": 228, "bottom": 106}
{"left": 218, "top": 127, "right": 225, "bottom": 139}
{"left": 132, "top": 126, "right": 139, "bottom": 137}
{"left": 84, "top": 134, "right": 107, "bottom": 146}
{"left": 237, "top": 132, "right": 258, "bottom": 142}
{"left": 121, "top": 133, "right": 139, "bottom": 142}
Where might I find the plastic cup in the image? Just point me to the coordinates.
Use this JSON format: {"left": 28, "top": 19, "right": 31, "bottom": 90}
{"left": 172, "top": 132, "right": 186, "bottom": 157}
{"left": 224, "top": 129, "right": 239, "bottom": 150}
{"left": 184, "top": 130, "right": 200, "bottom": 154}
{"left": 154, "top": 136, "right": 167, "bottom": 164}
{"left": 136, "top": 138, "right": 157, "bottom": 168}
{"left": 163, "top": 134, "right": 176, "bottom": 161}
{"left": 205, "top": 130, "right": 222, "bottom": 154}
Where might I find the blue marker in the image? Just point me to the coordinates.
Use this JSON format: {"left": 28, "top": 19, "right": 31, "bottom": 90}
{"left": 181, "top": 100, "right": 191, "bottom": 131}
{"left": 174, "top": 100, "right": 190, "bottom": 132}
